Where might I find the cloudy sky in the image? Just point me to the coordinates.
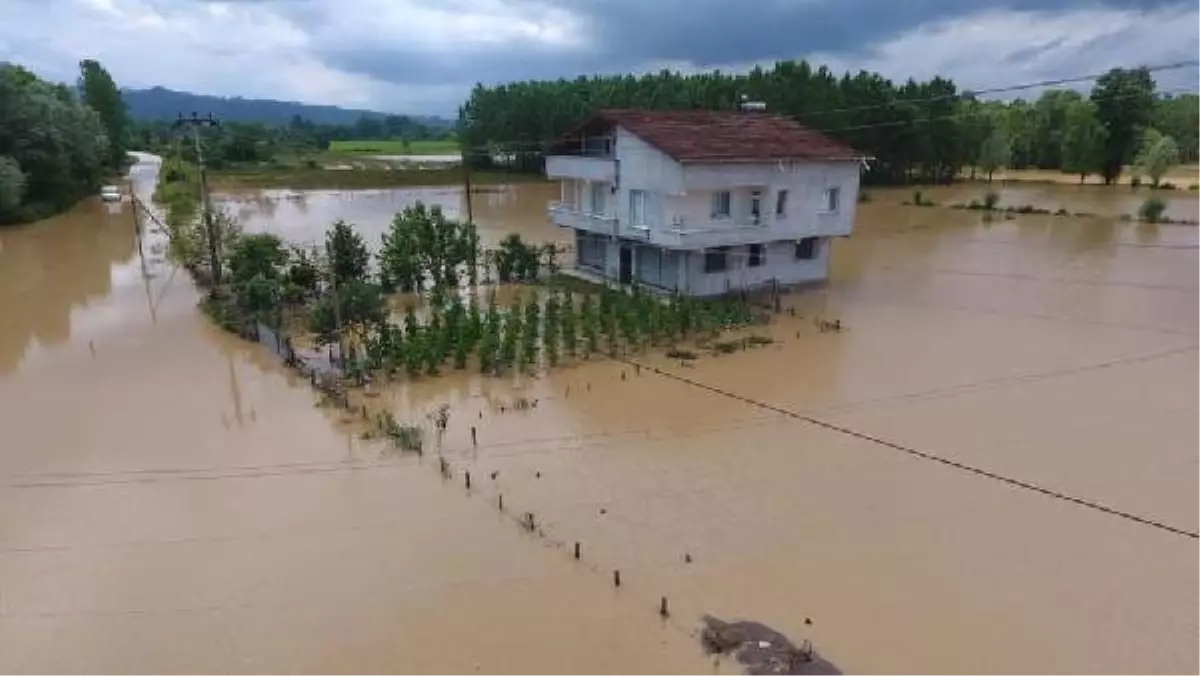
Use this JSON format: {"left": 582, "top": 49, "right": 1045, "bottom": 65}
{"left": 1, "top": 0, "right": 1197, "bottom": 117}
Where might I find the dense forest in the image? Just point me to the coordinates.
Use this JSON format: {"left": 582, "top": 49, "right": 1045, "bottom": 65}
{"left": 0, "top": 60, "right": 129, "bottom": 224}
{"left": 124, "top": 86, "right": 451, "bottom": 128}
{"left": 457, "top": 61, "right": 1198, "bottom": 185}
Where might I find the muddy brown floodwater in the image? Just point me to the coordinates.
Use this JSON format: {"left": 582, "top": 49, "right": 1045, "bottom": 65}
{"left": 1, "top": 161, "right": 1196, "bottom": 674}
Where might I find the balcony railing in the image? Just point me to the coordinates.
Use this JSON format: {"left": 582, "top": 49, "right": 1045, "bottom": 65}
{"left": 548, "top": 202, "right": 619, "bottom": 235}
{"left": 545, "top": 155, "right": 617, "bottom": 182}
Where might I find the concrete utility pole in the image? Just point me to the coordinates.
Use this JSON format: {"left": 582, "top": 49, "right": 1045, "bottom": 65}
{"left": 173, "top": 112, "right": 223, "bottom": 286}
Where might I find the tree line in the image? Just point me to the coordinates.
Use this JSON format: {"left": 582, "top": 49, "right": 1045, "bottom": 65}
{"left": 122, "top": 85, "right": 451, "bottom": 128}
{"left": 0, "top": 59, "right": 130, "bottom": 224}
{"left": 131, "top": 113, "right": 455, "bottom": 169}
{"left": 457, "top": 61, "right": 1197, "bottom": 186}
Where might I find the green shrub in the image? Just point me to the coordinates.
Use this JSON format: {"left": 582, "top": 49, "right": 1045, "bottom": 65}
{"left": 1138, "top": 196, "right": 1167, "bottom": 223}
{"left": 712, "top": 340, "right": 740, "bottom": 354}
{"left": 982, "top": 191, "right": 1000, "bottom": 210}
{"left": 666, "top": 347, "right": 697, "bottom": 360}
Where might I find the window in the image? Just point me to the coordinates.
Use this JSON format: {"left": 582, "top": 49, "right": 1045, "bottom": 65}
{"left": 590, "top": 182, "right": 607, "bottom": 215}
{"left": 629, "top": 189, "right": 647, "bottom": 226}
{"left": 704, "top": 247, "right": 729, "bottom": 273}
{"left": 750, "top": 191, "right": 762, "bottom": 224}
{"left": 636, "top": 245, "right": 663, "bottom": 286}
{"left": 711, "top": 191, "right": 731, "bottom": 219}
{"left": 577, "top": 232, "right": 606, "bottom": 270}
{"left": 748, "top": 243, "right": 764, "bottom": 268}
{"left": 775, "top": 189, "right": 789, "bottom": 216}
{"left": 821, "top": 187, "right": 840, "bottom": 213}
{"left": 795, "top": 237, "right": 819, "bottom": 260}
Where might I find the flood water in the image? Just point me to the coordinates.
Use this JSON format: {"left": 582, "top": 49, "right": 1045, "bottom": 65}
{"left": 218, "top": 184, "right": 570, "bottom": 251}
{"left": 1, "top": 162, "right": 1196, "bottom": 673}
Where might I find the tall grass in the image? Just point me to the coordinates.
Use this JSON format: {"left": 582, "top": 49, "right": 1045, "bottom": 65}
{"left": 328, "top": 140, "right": 460, "bottom": 155}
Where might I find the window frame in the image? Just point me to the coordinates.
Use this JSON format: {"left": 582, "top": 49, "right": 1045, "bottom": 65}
{"left": 590, "top": 182, "right": 607, "bottom": 215}
{"left": 795, "top": 237, "right": 819, "bottom": 260}
{"left": 821, "top": 187, "right": 840, "bottom": 213}
{"left": 703, "top": 246, "right": 729, "bottom": 273}
{"left": 775, "top": 189, "right": 789, "bottom": 217}
{"left": 711, "top": 191, "right": 732, "bottom": 219}
{"left": 748, "top": 243, "right": 764, "bottom": 268}
{"left": 629, "top": 189, "right": 647, "bottom": 226}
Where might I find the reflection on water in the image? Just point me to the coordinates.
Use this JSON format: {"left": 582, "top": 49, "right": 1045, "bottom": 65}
{"left": 0, "top": 173, "right": 1196, "bottom": 673}
{"left": 0, "top": 198, "right": 138, "bottom": 373}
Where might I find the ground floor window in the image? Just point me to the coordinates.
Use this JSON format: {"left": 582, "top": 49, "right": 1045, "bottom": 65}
{"left": 704, "top": 247, "right": 729, "bottom": 273}
{"left": 795, "top": 237, "right": 819, "bottom": 260}
{"left": 632, "top": 245, "right": 680, "bottom": 289}
{"left": 748, "top": 243, "right": 764, "bottom": 267}
{"left": 577, "top": 232, "right": 607, "bottom": 270}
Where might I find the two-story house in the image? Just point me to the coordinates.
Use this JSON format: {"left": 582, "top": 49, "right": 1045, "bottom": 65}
{"left": 545, "top": 108, "right": 867, "bottom": 296}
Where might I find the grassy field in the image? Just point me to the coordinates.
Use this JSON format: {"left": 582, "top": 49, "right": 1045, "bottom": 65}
{"left": 327, "top": 139, "right": 460, "bottom": 155}
{"left": 209, "top": 165, "right": 543, "bottom": 190}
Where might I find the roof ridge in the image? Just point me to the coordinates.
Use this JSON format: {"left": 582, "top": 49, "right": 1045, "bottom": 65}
{"left": 550, "top": 107, "right": 866, "bottom": 163}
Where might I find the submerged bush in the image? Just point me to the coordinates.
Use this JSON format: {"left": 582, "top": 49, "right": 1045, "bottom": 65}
{"left": 1138, "top": 196, "right": 1167, "bottom": 223}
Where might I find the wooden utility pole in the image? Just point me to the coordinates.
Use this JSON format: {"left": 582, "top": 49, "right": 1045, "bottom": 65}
{"left": 128, "top": 178, "right": 143, "bottom": 256}
{"left": 461, "top": 146, "right": 474, "bottom": 222}
{"left": 331, "top": 268, "right": 345, "bottom": 368}
{"left": 174, "top": 112, "right": 223, "bottom": 286}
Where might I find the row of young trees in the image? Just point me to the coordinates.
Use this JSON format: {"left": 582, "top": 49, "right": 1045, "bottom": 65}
{"left": 457, "top": 61, "right": 1197, "bottom": 186}
{"left": 355, "top": 282, "right": 754, "bottom": 381}
{"left": 210, "top": 204, "right": 756, "bottom": 382}
{"left": 0, "top": 59, "right": 130, "bottom": 223}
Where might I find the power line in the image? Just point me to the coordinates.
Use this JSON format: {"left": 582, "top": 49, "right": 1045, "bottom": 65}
{"left": 173, "top": 112, "right": 224, "bottom": 285}
{"left": 453, "top": 61, "right": 1199, "bottom": 153}
{"left": 622, "top": 358, "right": 1199, "bottom": 540}
{"left": 804, "top": 59, "right": 1200, "bottom": 118}
{"left": 820, "top": 86, "right": 1199, "bottom": 136}
{"left": 457, "top": 84, "right": 1199, "bottom": 155}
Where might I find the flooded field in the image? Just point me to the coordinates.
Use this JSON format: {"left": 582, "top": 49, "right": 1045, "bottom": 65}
{"left": 218, "top": 184, "right": 570, "bottom": 252}
{"left": 870, "top": 180, "right": 1199, "bottom": 222}
{"left": 1, "top": 164, "right": 1196, "bottom": 673}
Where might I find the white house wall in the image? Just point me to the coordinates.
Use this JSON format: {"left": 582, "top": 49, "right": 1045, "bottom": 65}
{"left": 681, "top": 240, "right": 831, "bottom": 296}
{"left": 614, "top": 128, "right": 685, "bottom": 195}
{"left": 678, "top": 161, "right": 861, "bottom": 238}
{"left": 612, "top": 127, "right": 683, "bottom": 235}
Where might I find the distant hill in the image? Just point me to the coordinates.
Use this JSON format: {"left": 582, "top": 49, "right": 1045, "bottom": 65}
{"left": 123, "top": 86, "right": 452, "bottom": 128}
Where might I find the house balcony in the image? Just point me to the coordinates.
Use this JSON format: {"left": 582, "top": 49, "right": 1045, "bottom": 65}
{"left": 545, "top": 155, "right": 617, "bottom": 183}
{"left": 618, "top": 216, "right": 780, "bottom": 250}
{"left": 548, "top": 202, "right": 619, "bottom": 236}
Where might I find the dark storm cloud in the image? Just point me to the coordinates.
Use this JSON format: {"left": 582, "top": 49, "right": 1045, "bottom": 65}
{"left": 558, "top": 0, "right": 1183, "bottom": 62}
{"left": 310, "top": 0, "right": 1192, "bottom": 88}
{"left": 1001, "top": 37, "right": 1070, "bottom": 64}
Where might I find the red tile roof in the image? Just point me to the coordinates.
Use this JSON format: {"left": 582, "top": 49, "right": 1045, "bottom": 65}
{"left": 551, "top": 109, "right": 866, "bottom": 163}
